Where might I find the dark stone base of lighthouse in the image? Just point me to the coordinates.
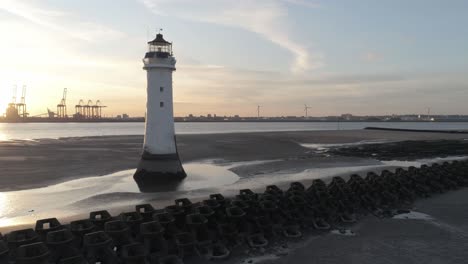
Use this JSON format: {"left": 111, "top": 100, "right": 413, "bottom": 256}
{"left": 133, "top": 152, "right": 187, "bottom": 192}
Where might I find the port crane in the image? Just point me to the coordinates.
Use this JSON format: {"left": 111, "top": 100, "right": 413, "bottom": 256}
{"left": 93, "top": 100, "right": 107, "bottom": 118}
{"left": 85, "top": 100, "right": 93, "bottom": 118}
{"left": 16, "top": 86, "right": 28, "bottom": 118}
{"left": 57, "top": 88, "right": 67, "bottom": 118}
{"left": 75, "top": 99, "right": 85, "bottom": 118}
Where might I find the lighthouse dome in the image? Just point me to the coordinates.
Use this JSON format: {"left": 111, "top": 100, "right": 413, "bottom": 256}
{"left": 146, "top": 33, "right": 173, "bottom": 58}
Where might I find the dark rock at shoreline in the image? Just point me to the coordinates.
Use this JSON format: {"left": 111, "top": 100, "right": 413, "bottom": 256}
{"left": 330, "top": 140, "right": 468, "bottom": 160}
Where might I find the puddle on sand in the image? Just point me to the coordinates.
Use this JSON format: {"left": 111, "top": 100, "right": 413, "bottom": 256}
{"left": 393, "top": 211, "right": 433, "bottom": 220}
{"left": 331, "top": 229, "right": 356, "bottom": 236}
{"left": 300, "top": 139, "right": 396, "bottom": 151}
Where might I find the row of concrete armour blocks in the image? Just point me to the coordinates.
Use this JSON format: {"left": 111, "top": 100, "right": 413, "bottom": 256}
{"left": 1, "top": 160, "right": 467, "bottom": 263}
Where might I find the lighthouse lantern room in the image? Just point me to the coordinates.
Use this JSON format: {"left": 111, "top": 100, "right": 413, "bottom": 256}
{"left": 146, "top": 33, "right": 173, "bottom": 57}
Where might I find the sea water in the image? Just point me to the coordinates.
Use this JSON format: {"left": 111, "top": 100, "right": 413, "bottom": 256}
{"left": 0, "top": 122, "right": 468, "bottom": 141}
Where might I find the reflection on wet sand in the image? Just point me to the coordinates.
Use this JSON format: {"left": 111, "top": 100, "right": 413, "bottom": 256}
{"left": 134, "top": 161, "right": 240, "bottom": 192}
{"left": 0, "top": 161, "right": 241, "bottom": 228}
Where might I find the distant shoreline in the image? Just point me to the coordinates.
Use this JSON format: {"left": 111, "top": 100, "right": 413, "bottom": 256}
{"left": 2, "top": 119, "right": 468, "bottom": 123}
{"left": 365, "top": 126, "right": 468, "bottom": 133}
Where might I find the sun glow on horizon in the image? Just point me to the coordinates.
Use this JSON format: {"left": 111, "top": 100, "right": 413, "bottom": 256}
{"left": 0, "top": 1, "right": 467, "bottom": 116}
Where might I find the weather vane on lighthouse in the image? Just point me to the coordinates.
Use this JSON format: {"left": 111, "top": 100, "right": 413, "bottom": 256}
{"left": 134, "top": 30, "right": 186, "bottom": 191}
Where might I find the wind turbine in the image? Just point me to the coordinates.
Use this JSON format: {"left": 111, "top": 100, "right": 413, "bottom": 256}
{"left": 257, "top": 105, "right": 262, "bottom": 118}
{"left": 304, "top": 104, "right": 312, "bottom": 118}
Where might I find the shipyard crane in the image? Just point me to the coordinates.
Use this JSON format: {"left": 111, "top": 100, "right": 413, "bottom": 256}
{"left": 75, "top": 99, "right": 85, "bottom": 118}
{"left": 20, "top": 86, "right": 26, "bottom": 104}
{"left": 16, "top": 85, "right": 27, "bottom": 118}
{"left": 304, "top": 104, "right": 312, "bottom": 118}
{"left": 93, "top": 100, "right": 107, "bottom": 119}
{"left": 47, "top": 108, "right": 55, "bottom": 118}
{"left": 57, "top": 88, "right": 68, "bottom": 118}
{"left": 85, "top": 100, "right": 94, "bottom": 118}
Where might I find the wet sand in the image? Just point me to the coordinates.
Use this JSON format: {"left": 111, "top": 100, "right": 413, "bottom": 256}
{"left": 0, "top": 129, "right": 467, "bottom": 191}
{"left": 1, "top": 129, "right": 468, "bottom": 263}
{"left": 259, "top": 188, "right": 468, "bottom": 264}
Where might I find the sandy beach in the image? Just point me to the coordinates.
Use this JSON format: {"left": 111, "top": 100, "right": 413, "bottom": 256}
{"left": 1, "top": 129, "right": 468, "bottom": 263}
{"left": 1, "top": 129, "right": 467, "bottom": 191}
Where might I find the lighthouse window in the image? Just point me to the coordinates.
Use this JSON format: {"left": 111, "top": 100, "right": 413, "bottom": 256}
{"left": 160, "top": 102, "right": 164, "bottom": 107}
{"left": 160, "top": 87, "right": 164, "bottom": 92}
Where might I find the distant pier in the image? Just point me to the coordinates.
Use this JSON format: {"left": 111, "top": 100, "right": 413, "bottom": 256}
{"left": 365, "top": 126, "right": 468, "bottom": 134}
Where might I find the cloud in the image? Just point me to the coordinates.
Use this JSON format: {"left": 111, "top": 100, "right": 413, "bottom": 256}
{"left": 174, "top": 64, "right": 401, "bottom": 104}
{"left": 140, "top": 0, "right": 322, "bottom": 73}
{"left": 169, "top": 63, "right": 468, "bottom": 116}
{"left": 0, "top": 0, "right": 124, "bottom": 42}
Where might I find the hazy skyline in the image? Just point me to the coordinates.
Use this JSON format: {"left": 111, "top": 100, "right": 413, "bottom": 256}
{"left": 0, "top": 0, "right": 467, "bottom": 117}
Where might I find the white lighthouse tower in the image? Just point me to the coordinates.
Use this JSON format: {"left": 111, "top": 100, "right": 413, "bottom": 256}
{"left": 134, "top": 32, "right": 186, "bottom": 190}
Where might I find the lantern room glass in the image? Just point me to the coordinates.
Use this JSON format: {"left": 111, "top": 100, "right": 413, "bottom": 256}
{"left": 148, "top": 43, "right": 172, "bottom": 56}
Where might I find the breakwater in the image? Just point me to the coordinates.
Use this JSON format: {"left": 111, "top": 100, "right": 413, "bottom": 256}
{"left": 1, "top": 159, "right": 467, "bottom": 263}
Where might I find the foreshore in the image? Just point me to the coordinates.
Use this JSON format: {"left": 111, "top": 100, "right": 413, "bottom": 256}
{"left": 0, "top": 129, "right": 467, "bottom": 191}
{"left": 1, "top": 129, "right": 468, "bottom": 263}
